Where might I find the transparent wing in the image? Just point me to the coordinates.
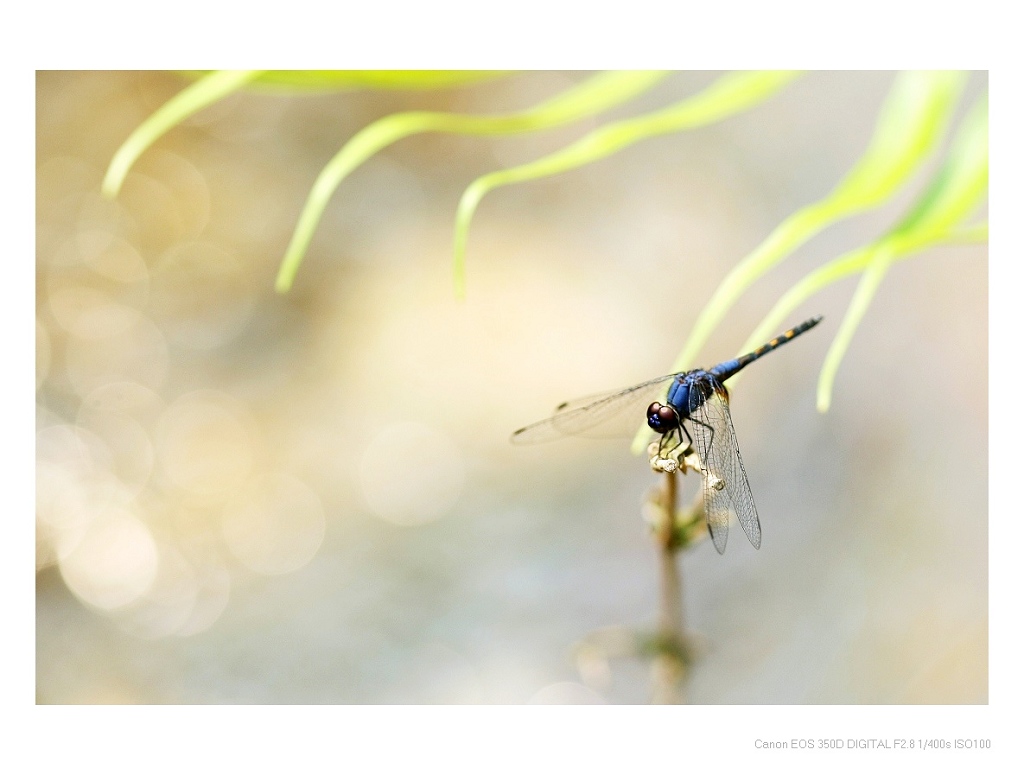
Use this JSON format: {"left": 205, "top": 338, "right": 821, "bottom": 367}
{"left": 687, "top": 377, "right": 761, "bottom": 554}
{"left": 510, "top": 373, "right": 680, "bottom": 445}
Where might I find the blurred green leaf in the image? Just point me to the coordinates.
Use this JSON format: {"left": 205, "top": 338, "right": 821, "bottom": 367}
{"left": 275, "top": 71, "right": 671, "bottom": 292}
{"left": 631, "top": 71, "right": 972, "bottom": 454}
{"left": 102, "top": 70, "right": 263, "bottom": 199}
{"left": 723, "top": 94, "right": 985, "bottom": 405}
{"left": 950, "top": 222, "right": 988, "bottom": 243}
{"left": 103, "top": 70, "right": 510, "bottom": 202}
{"left": 669, "top": 71, "right": 966, "bottom": 371}
{"left": 247, "top": 70, "right": 511, "bottom": 91}
{"left": 453, "top": 70, "right": 804, "bottom": 296}
{"left": 816, "top": 94, "right": 987, "bottom": 411}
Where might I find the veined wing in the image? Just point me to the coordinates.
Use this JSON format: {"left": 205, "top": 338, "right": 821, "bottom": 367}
{"left": 688, "top": 377, "right": 761, "bottom": 554}
{"left": 511, "top": 373, "right": 680, "bottom": 445}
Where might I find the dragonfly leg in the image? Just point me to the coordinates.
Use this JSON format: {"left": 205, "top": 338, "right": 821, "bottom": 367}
{"left": 656, "top": 432, "right": 671, "bottom": 457}
{"left": 679, "top": 422, "right": 693, "bottom": 451}
{"left": 657, "top": 425, "right": 692, "bottom": 460}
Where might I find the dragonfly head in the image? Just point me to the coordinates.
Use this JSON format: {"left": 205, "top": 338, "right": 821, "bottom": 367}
{"left": 646, "top": 402, "right": 679, "bottom": 434}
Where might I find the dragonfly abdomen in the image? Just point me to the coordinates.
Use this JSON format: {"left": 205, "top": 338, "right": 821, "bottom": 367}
{"left": 709, "top": 316, "right": 823, "bottom": 383}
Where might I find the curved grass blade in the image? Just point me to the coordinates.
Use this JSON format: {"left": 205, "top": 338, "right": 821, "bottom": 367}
{"left": 720, "top": 94, "right": 986, "bottom": 405}
{"left": 275, "top": 71, "right": 670, "bottom": 292}
{"left": 452, "top": 70, "right": 804, "bottom": 297}
{"left": 102, "top": 70, "right": 263, "bottom": 199}
{"left": 668, "top": 71, "right": 967, "bottom": 373}
{"left": 816, "top": 94, "right": 988, "bottom": 411}
{"left": 950, "top": 222, "right": 988, "bottom": 243}
{"left": 176, "top": 71, "right": 513, "bottom": 92}
{"left": 247, "top": 70, "right": 512, "bottom": 91}
{"left": 631, "top": 73, "right": 978, "bottom": 453}
{"left": 722, "top": 217, "right": 987, "bottom": 401}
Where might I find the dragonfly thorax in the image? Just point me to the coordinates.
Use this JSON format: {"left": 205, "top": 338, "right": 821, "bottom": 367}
{"left": 665, "top": 371, "right": 720, "bottom": 421}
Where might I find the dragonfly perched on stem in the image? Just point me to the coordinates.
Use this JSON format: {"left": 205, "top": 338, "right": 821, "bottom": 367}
{"left": 511, "top": 317, "right": 823, "bottom": 553}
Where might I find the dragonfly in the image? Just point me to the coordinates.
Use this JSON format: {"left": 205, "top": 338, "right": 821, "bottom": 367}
{"left": 511, "top": 316, "right": 823, "bottom": 554}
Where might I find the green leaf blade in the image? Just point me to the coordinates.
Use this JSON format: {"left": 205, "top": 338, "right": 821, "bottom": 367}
{"left": 275, "top": 71, "right": 671, "bottom": 292}
{"left": 631, "top": 71, "right": 973, "bottom": 452}
{"left": 815, "top": 251, "right": 893, "bottom": 412}
{"left": 670, "top": 71, "right": 967, "bottom": 375}
{"left": 814, "top": 92, "right": 988, "bottom": 411}
{"left": 251, "top": 70, "right": 512, "bottom": 91}
{"left": 102, "top": 70, "right": 263, "bottom": 199}
{"left": 452, "top": 70, "right": 804, "bottom": 294}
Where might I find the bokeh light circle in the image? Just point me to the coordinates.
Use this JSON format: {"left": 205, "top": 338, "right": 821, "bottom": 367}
{"left": 58, "top": 508, "right": 159, "bottom": 611}
{"left": 156, "top": 390, "right": 256, "bottom": 499}
{"left": 221, "top": 473, "right": 326, "bottom": 575}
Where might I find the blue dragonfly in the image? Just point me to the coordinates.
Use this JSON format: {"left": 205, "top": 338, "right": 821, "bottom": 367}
{"left": 511, "top": 317, "right": 823, "bottom": 553}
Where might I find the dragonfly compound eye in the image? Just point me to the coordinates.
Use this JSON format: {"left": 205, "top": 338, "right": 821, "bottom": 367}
{"left": 646, "top": 402, "right": 679, "bottom": 433}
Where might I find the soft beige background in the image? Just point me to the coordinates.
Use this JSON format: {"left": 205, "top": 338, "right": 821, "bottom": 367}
{"left": 36, "top": 71, "right": 987, "bottom": 704}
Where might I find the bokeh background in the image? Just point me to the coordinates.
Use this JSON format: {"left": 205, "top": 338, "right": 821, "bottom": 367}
{"left": 36, "top": 71, "right": 987, "bottom": 704}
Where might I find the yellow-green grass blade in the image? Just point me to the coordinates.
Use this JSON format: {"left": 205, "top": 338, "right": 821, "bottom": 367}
{"left": 102, "top": 70, "right": 263, "bottom": 199}
{"left": 452, "top": 70, "right": 804, "bottom": 296}
{"left": 627, "top": 212, "right": 985, "bottom": 454}
{"left": 181, "top": 70, "right": 514, "bottom": 91}
{"left": 630, "top": 75, "right": 980, "bottom": 453}
{"left": 668, "top": 72, "right": 966, "bottom": 373}
{"left": 815, "top": 94, "right": 988, "bottom": 411}
{"left": 951, "top": 222, "right": 988, "bottom": 243}
{"left": 275, "top": 71, "right": 670, "bottom": 292}
{"left": 737, "top": 96, "right": 987, "bottom": 388}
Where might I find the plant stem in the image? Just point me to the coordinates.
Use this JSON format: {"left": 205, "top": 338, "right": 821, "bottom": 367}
{"left": 652, "top": 470, "right": 686, "bottom": 704}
